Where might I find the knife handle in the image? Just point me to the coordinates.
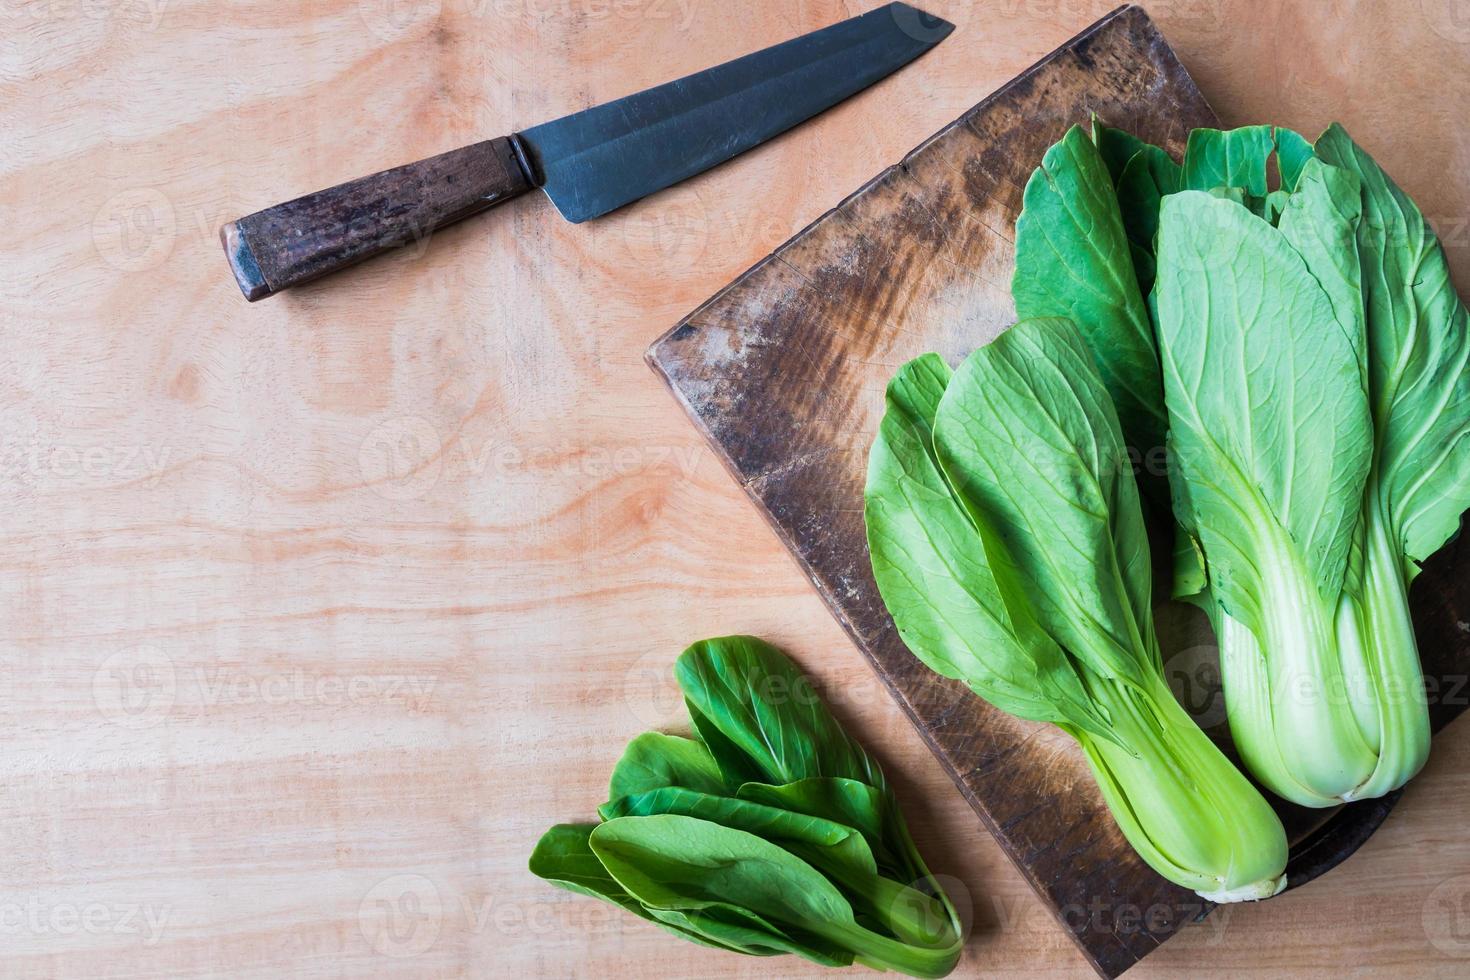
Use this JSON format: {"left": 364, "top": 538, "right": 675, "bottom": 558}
{"left": 221, "top": 135, "right": 535, "bottom": 301}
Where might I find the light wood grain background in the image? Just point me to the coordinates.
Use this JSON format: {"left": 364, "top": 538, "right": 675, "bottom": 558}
{"left": 3, "top": 1, "right": 1469, "bottom": 977}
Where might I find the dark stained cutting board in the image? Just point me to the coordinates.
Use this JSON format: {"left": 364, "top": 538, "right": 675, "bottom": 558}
{"left": 646, "top": 5, "right": 1470, "bottom": 976}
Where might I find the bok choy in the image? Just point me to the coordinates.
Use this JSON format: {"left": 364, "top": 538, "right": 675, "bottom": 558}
{"left": 864, "top": 317, "right": 1288, "bottom": 901}
{"left": 1006, "top": 119, "right": 1468, "bottom": 807}
{"left": 531, "top": 636, "right": 964, "bottom": 977}
{"left": 1153, "top": 126, "right": 1467, "bottom": 805}
{"left": 1312, "top": 125, "right": 1468, "bottom": 800}
{"left": 1153, "top": 153, "right": 1382, "bottom": 805}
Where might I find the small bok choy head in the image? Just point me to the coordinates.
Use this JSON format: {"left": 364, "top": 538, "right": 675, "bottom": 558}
{"left": 530, "top": 636, "right": 964, "bottom": 978}
{"left": 864, "top": 318, "right": 1288, "bottom": 902}
{"left": 1153, "top": 147, "right": 1380, "bottom": 807}
{"left": 1152, "top": 125, "right": 1468, "bottom": 806}
{"left": 1012, "top": 120, "right": 1467, "bottom": 807}
{"left": 1310, "top": 125, "right": 1469, "bottom": 800}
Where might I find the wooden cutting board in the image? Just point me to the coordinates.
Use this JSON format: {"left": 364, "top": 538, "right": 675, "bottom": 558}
{"left": 646, "top": 5, "right": 1470, "bottom": 976}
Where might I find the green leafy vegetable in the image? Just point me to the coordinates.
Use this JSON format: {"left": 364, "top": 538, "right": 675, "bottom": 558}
{"left": 1114, "top": 140, "right": 1181, "bottom": 294}
{"left": 1149, "top": 124, "right": 1466, "bottom": 806}
{"left": 592, "top": 815, "right": 955, "bottom": 976}
{"left": 1275, "top": 128, "right": 1315, "bottom": 192}
{"left": 1155, "top": 178, "right": 1379, "bottom": 805}
{"left": 1013, "top": 125, "right": 1164, "bottom": 461}
{"left": 675, "top": 635, "right": 886, "bottom": 790}
{"left": 1310, "top": 124, "right": 1470, "bottom": 798}
{"left": 1093, "top": 116, "right": 1151, "bottom": 184}
{"left": 738, "top": 778, "right": 894, "bottom": 871}
{"left": 1180, "top": 125, "right": 1274, "bottom": 198}
{"left": 865, "top": 317, "right": 1288, "bottom": 901}
{"left": 531, "top": 637, "right": 964, "bottom": 977}
{"left": 1006, "top": 120, "right": 1463, "bottom": 808}
{"left": 529, "top": 823, "right": 748, "bottom": 952}
{"left": 1013, "top": 121, "right": 1204, "bottom": 604}
{"left": 605, "top": 732, "right": 727, "bottom": 801}
{"left": 863, "top": 352, "right": 1118, "bottom": 743}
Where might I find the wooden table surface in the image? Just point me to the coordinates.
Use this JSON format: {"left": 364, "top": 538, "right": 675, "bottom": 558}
{"left": 4, "top": 1, "right": 1469, "bottom": 977}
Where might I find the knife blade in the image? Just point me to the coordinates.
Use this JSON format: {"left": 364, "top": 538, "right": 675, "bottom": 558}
{"left": 221, "top": 2, "right": 953, "bottom": 301}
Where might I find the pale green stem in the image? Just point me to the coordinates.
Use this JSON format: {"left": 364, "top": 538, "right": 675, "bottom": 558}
{"left": 1217, "top": 530, "right": 1378, "bottom": 805}
{"left": 1335, "top": 493, "right": 1430, "bottom": 800}
{"left": 1078, "top": 669, "right": 1287, "bottom": 901}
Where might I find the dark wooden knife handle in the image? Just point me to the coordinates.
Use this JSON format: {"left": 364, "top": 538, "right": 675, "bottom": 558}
{"left": 221, "top": 135, "right": 535, "bottom": 301}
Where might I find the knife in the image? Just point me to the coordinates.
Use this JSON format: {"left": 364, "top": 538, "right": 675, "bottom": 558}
{"left": 220, "top": 2, "right": 952, "bottom": 301}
